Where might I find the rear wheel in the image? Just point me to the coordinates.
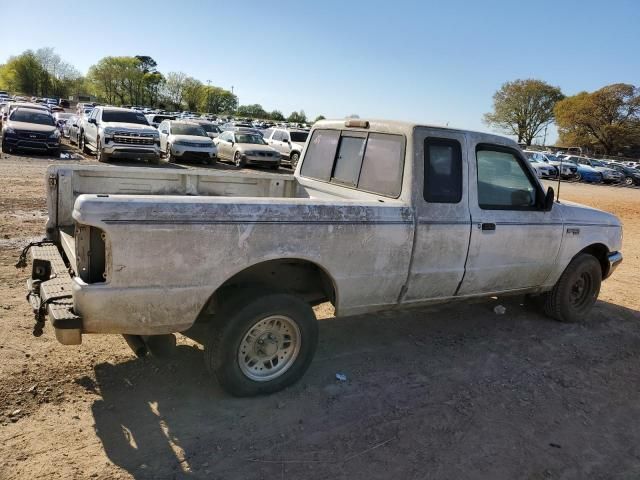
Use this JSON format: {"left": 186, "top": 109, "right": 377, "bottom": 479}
{"left": 205, "top": 291, "right": 318, "bottom": 396}
{"left": 541, "top": 253, "right": 602, "bottom": 323}
{"left": 624, "top": 176, "right": 633, "bottom": 186}
{"left": 1, "top": 140, "right": 9, "bottom": 154}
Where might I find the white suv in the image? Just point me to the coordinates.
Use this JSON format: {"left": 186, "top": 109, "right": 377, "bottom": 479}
{"left": 263, "top": 128, "right": 309, "bottom": 169}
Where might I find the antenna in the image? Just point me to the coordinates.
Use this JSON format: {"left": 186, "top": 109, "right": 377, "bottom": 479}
{"left": 556, "top": 155, "right": 562, "bottom": 202}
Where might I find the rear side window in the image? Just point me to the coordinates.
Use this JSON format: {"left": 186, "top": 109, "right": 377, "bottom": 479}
{"left": 424, "top": 138, "right": 462, "bottom": 203}
{"left": 358, "top": 133, "right": 404, "bottom": 197}
{"left": 301, "top": 129, "right": 404, "bottom": 197}
{"left": 300, "top": 129, "right": 340, "bottom": 181}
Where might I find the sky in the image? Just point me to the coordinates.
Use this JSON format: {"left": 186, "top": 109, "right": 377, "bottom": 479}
{"left": 1, "top": 0, "right": 639, "bottom": 143}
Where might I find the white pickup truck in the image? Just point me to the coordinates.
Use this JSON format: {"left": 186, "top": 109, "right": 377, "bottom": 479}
{"left": 21, "top": 119, "right": 623, "bottom": 396}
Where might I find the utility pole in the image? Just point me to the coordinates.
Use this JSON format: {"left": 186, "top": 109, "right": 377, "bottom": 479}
{"left": 543, "top": 125, "right": 548, "bottom": 147}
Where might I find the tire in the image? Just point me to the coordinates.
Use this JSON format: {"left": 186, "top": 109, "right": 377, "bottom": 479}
{"left": 79, "top": 132, "right": 90, "bottom": 154}
{"left": 541, "top": 253, "right": 602, "bottom": 323}
{"left": 208, "top": 156, "right": 217, "bottom": 166}
{"left": 289, "top": 152, "right": 300, "bottom": 169}
{"left": 234, "top": 150, "right": 246, "bottom": 168}
{"left": 624, "top": 176, "right": 633, "bottom": 186}
{"left": 1, "top": 140, "right": 9, "bottom": 154}
{"left": 166, "top": 144, "right": 174, "bottom": 163}
{"left": 96, "top": 138, "right": 109, "bottom": 163}
{"left": 205, "top": 291, "right": 319, "bottom": 397}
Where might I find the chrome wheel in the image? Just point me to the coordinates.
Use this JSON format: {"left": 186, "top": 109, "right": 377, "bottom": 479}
{"left": 237, "top": 315, "right": 301, "bottom": 382}
{"left": 625, "top": 176, "right": 633, "bottom": 186}
{"left": 234, "top": 151, "right": 242, "bottom": 167}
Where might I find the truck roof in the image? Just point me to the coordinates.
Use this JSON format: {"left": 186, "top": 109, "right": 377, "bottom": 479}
{"left": 314, "top": 119, "right": 517, "bottom": 146}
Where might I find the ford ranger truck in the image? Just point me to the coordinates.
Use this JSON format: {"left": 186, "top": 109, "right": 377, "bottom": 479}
{"left": 19, "top": 119, "right": 623, "bottom": 396}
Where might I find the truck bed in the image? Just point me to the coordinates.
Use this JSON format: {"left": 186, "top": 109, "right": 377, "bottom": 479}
{"left": 46, "top": 165, "right": 300, "bottom": 234}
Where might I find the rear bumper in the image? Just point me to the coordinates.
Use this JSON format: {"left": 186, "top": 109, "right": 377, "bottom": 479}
{"left": 24, "top": 242, "right": 82, "bottom": 345}
{"left": 604, "top": 251, "right": 623, "bottom": 279}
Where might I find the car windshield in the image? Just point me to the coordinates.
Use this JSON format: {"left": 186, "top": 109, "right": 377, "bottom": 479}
{"left": 102, "top": 110, "right": 149, "bottom": 125}
{"left": 590, "top": 159, "right": 605, "bottom": 167}
{"left": 11, "top": 110, "right": 55, "bottom": 125}
{"left": 171, "top": 124, "right": 207, "bottom": 136}
{"left": 236, "top": 134, "right": 266, "bottom": 144}
{"left": 199, "top": 124, "right": 220, "bottom": 133}
{"left": 290, "top": 131, "right": 309, "bottom": 143}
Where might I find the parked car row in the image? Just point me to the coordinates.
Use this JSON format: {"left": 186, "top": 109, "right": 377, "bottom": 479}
{"left": 523, "top": 150, "right": 640, "bottom": 187}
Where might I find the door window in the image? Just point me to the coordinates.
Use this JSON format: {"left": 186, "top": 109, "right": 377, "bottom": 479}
{"left": 476, "top": 147, "right": 538, "bottom": 210}
{"left": 424, "top": 138, "right": 462, "bottom": 203}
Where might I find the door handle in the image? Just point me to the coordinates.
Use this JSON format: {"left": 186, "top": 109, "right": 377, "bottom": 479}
{"left": 481, "top": 223, "right": 496, "bottom": 231}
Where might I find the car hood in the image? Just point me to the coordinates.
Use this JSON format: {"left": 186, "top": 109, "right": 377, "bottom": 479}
{"left": 6, "top": 121, "right": 57, "bottom": 133}
{"left": 236, "top": 144, "right": 278, "bottom": 153}
{"left": 556, "top": 200, "right": 621, "bottom": 227}
{"left": 102, "top": 122, "right": 156, "bottom": 132}
{"left": 170, "top": 134, "right": 212, "bottom": 144}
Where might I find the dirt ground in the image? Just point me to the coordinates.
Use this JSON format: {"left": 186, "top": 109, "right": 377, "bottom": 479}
{"left": 0, "top": 146, "right": 639, "bottom": 480}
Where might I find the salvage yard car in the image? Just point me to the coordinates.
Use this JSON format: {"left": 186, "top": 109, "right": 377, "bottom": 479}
{"left": 1, "top": 107, "right": 61, "bottom": 155}
{"left": 79, "top": 106, "right": 161, "bottom": 164}
{"left": 158, "top": 119, "right": 217, "bottom": 164}
{"left": 20, "top": 119, "right": 623, "bottom": 397}
{"left": 214, "top": 130, "right": 281, "bottom": 168}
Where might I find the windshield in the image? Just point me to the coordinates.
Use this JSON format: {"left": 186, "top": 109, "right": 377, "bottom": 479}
{"left": 590, "top": 159, "right": 605, "bottom": 167}
{"left": 236, "top": 134, "right": 266, "bottom": 144}
{"left": 290, "top": 131, "right": 309, "bottom": 143}
{"left": 199, "top": 124, "right": 220, "bottom": 133}
{"left": 171, "top": 124, "right": 207, "bottom": 136}
{"left": 102, "top": 110, "right": 149, "bottom": 125}
{"left": 11, "top": 110, "right": 55, "bottom": 126}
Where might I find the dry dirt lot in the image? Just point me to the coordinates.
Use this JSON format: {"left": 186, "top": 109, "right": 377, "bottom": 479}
{"left": 0, "top": 147, "right": 639, "bottom": 480}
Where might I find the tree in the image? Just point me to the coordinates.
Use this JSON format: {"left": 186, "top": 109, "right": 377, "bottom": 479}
{"left": 0, "top": 51, "right": 48, "bottom": 96}
{"left": 314, "top": 115, "right": 326, "bottom": 122}
{"left": 87, "top": 56, "right": 145, "bottom": 106}
{"left": 554, "top": 84, "right": 640, "bottom": 155}
{"left": 288, "top": 110, "right": 307, "bottom": 123}
{"left": 237, "top": 104, "right": 267, "bottom": 118}
{"left": 163, "top": 71, "right": 187, "bottom": 110}
{"left": 484, "top": 79, "right": 564, "bottom": 145}
{"left": 270, "top": 110, "right": 285, "bottom": 121}
{"left": 199, "top": 86, "right": 237, "bottom": 114}
{"left": 182, "top": 77, "right": 203, "bottom": 111}
{"left": 135, "top": 56, "right": 158, "bottom": 73}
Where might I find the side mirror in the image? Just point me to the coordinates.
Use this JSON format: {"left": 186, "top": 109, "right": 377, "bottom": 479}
{"left": 88, "top": 118, "right": 96, "bottom": 124}
{"left": 544, "top": 186, "right": 555, "bottom": 211}
{"left": 160, "top": 129, "right": 168, "bottom": 134}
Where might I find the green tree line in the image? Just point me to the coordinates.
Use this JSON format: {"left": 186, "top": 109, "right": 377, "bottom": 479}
{"left": 0, "top": 48, "right": 321, "bottom": 122}
{"left": 485, "top": 79, "right": 640, "bottom": 156}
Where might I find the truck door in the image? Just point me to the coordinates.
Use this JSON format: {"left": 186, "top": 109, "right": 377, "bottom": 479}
{"left": 457, "top": 138, "right": 563, "bottom": 295}
{"left": 402, "top": 128, "right": 471, "bottom": 303}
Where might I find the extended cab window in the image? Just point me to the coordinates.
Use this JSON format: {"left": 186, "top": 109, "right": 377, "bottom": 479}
{"left": 424, "top": 138, "right": 462, "bottom": 203}
{"left": 476, "top": 147, "right": 537, "bottom": 210}
{"left": 301, "top": 129, "right": 405, "bottom": 197}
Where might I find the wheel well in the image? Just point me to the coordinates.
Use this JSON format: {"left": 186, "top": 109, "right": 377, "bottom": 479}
{"left": 204, "top": 259, "right": 336, "bottom": 317}
{"left": 578, "top": 243, "right": 609, "bottom": 278}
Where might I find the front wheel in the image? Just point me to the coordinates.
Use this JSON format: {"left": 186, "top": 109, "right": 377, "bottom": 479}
{"left": 165, "top": 144, "right": 174, "bottom": 163}
{"left": 96, "top": 138, "right": 109, "bottom": 163}
{"left": 541, "top": 253, "right": 602, "bottom": 323}
{"left": 205, "top": 292, "right": 319, "bottom": 396}
{"left": 624, "top": 176, "right": 634, "bottom": 186}
{"left": 79, "top": 132, "right": 90, "bottom": 154}
{"left": 234, "top": 150, "right": 245, "bottom": 168}
{"left": 289, "top": 152, "right": 300, "bottom": 169}
{"left": 1, "top": 140, "right": 9, "bottom": 153}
